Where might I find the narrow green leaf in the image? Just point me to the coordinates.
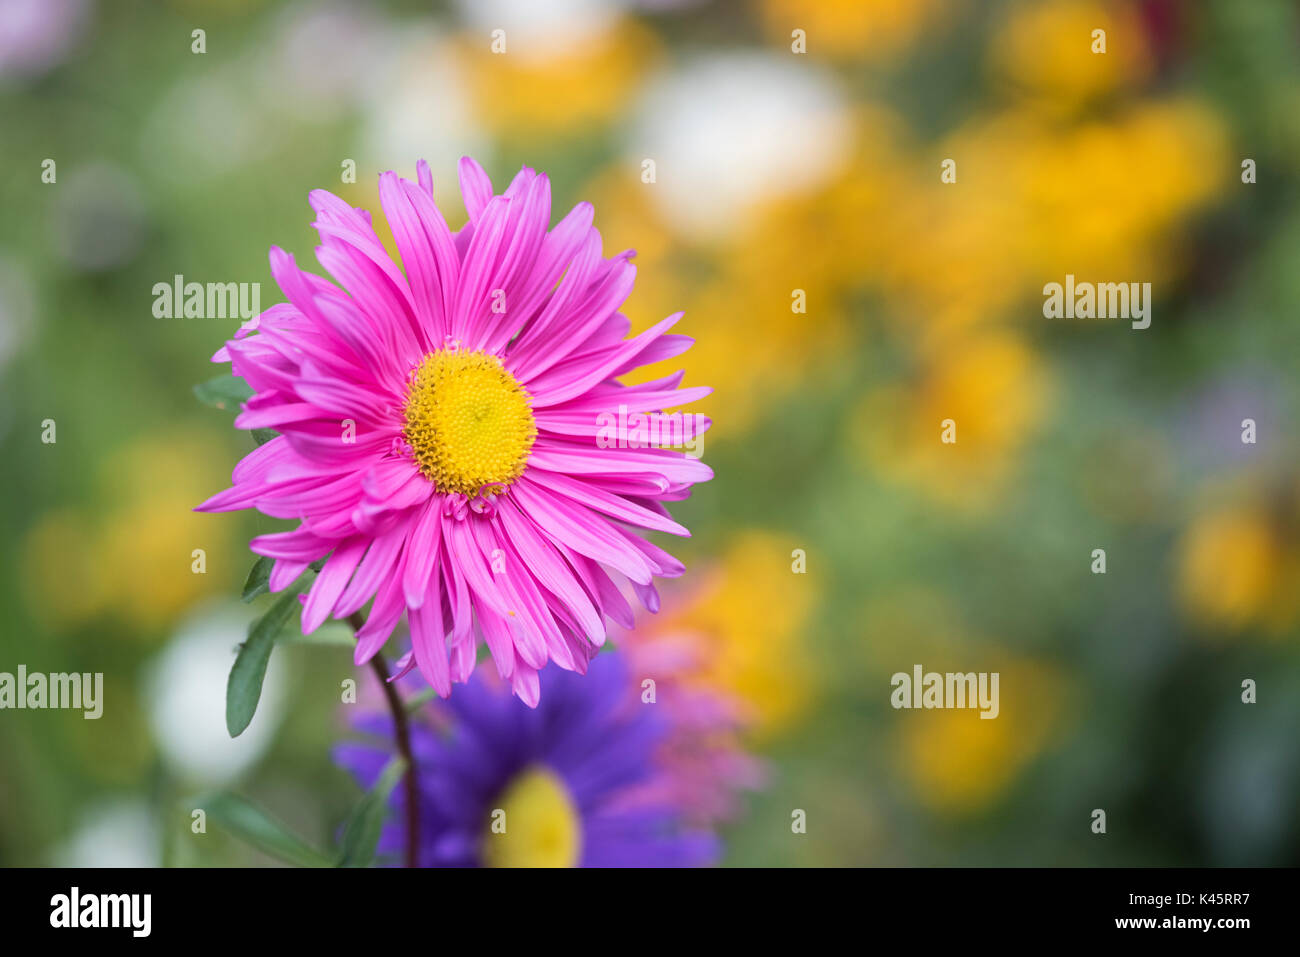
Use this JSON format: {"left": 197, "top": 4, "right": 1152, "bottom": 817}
{"left": 240, "top": 555, "right": 274, "bottom": 603}
{"left": 251, "top": 428, "right": 277, "bottom": 446}
{"left": 337, "top": 757, "right": 408, "bottom": 868}
{"left": 193, "top": 374, "right": 253, "bottom": 411}
{"left": 226, "top": 578, "right": 309, "bottom": 737}
{"left": 279, "top": 622, "right": 356, "bottom": 648}
{"left": 202, "top": 792, "right": 334, "bottom": 868}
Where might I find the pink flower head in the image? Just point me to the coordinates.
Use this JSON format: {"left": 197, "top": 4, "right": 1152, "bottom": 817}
{"left": 198, "top": 158, "right": 711, "bottom": 706}
{"left": 615, "top": 602, "right": 764, "bottom": 826}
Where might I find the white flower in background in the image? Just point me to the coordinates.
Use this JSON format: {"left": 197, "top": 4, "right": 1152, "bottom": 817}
{"left": 627, "top": 53, "right": 852, "bottom": 240}
{"left": 144, "top": 604, "right": 285, "bottom": 786}
{"left": 360, "top": 27, "right": 489, "bottom": 192}
{"left": 452, "top": 0, "right": 620, "bottom": 62}
{"left": 52, "top": 799, "right": 160, "bottom": 867}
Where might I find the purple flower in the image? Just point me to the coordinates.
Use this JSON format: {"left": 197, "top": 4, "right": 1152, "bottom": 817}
{"left": 615, "top": 620, "right": 765, "bottom": 827}
{"left": 0, "top": 0, "right": 90, "bottom": 83}
{"left": 198, "top": 158, "right": 711, "bottom": 706}
{"left": 336, "top": 652, "right": 720, "bottom": 867}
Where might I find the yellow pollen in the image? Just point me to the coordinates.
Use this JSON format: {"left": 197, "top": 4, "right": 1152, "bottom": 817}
{"left": 482, "top": 767, "right": 582, "bottom": 868}
{"left": 402, "top": 349, "right": 536, "bottom": 496}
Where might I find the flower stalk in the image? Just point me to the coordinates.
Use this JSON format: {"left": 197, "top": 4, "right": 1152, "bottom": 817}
{"left": 348, "top": 611, "right": 419, "bottom": 868}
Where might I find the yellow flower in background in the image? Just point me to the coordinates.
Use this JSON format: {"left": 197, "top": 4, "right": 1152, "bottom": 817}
{"left": 597, "top": 194, "right": 818, "bottom": 436}
{"left": 617, "top": 107, "right": 909, "bottom": 435}
{"left": 578, "top": 166, "right": 677, "bottom": 277}
{"left": 640, "top": 274, "right": 852, "bottom": 437}
{"left": 896, "top": 658, "right": 1067, "bottom": 814}
{"left": 885, "top": 99, "right": 1227, "bottom": 335}
{"left": 1178, "top": 500, "right": 1300, "bottom": 637}
{"left": 1016, "top": 100, "right": 1228, "bottom": 282}
{"left": 883, "top": 122, "right": 1028, "bottom": 334}
{"left": 852, "top": 332, "right": 1052, "bottom": 509}
{"left": 760, "top": 0, "right": 949, "bottom": 61}
{"left": 21, "top": 509, "right": 111, "bottom": 629}
{"left": 724, "top": 105, "right": 911, "bottom": 299}
{"left": 990, "top": 0, "right": 1150, "bottom": 113}
{"left": 456, "top": 19, "right": 659, "bottom": 141}
{"left": 100, "top": 437, "right": 239, "bottom": 631}
{"left": 21, "top": 434, "right": 235, "bottom": 636}
{"left": 857, "top": 593, "right": 1070, "bottom": 814}
{"left": 656, "top": 531, "right": 819, "bottom": 739}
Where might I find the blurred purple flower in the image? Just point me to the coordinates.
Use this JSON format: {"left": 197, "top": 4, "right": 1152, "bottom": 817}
{"left": 1177, "top": 370, "right": 1284, "bottom": 471}
{"left": 336, "top": 652, "right": 722, "bottom": 867}
{"left": 0, "top": 0, "right": 91, "bottom": 83}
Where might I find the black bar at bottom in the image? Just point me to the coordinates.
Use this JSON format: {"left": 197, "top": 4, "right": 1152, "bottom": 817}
{"left": 1, "top": 867, "right": 1281, "bottom": 941}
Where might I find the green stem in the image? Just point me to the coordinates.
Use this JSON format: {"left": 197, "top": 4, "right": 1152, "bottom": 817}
{"left": 347, "top": 611, "right": 419, "bottom": 869}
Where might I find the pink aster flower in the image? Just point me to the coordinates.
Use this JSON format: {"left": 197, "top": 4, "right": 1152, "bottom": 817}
{"left": 614, "top": 596, "right": 764, "bottom": 826}
{"left": 198, "top": 158, "right": 711, "bottom": 706}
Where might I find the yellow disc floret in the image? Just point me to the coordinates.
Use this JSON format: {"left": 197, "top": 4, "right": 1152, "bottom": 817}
{"left": 482, "top": 767, "right": 582, "bottom": 868}
{"left": 403, "top": 348, "right": 537, "bottom": 496}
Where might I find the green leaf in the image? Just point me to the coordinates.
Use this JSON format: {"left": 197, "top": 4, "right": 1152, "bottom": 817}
{"left": 193, "top": 374, "right": 253, "bottom": 411}
{"left": 337, "top": 757, "right": 408, "bottom": 868}
{"left": 240, "top": 555, "right": 274, "bottom": 603}
{"left": 278, "top": 621, "right": 356, "bottom": 648}
{"left": 202, "top": 793, "right": 334, "bottom": 868}
{"left": 251, "top": 428, "right": 277, "bottom": 446}
{"left": 226, "top": 578, "right": 309, "bottom": 737}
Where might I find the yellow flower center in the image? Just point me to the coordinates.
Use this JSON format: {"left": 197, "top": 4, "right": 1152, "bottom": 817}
{"left": 402, "top": 348, "right": 536, "bottom": 496}
{"left": 482, "top": 767, "right": 582, "bottom": 868}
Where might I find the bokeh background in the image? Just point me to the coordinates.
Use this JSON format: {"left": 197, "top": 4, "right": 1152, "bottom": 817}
{"left": 3, "top": 0, "right": 1300, "bottom": 867}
